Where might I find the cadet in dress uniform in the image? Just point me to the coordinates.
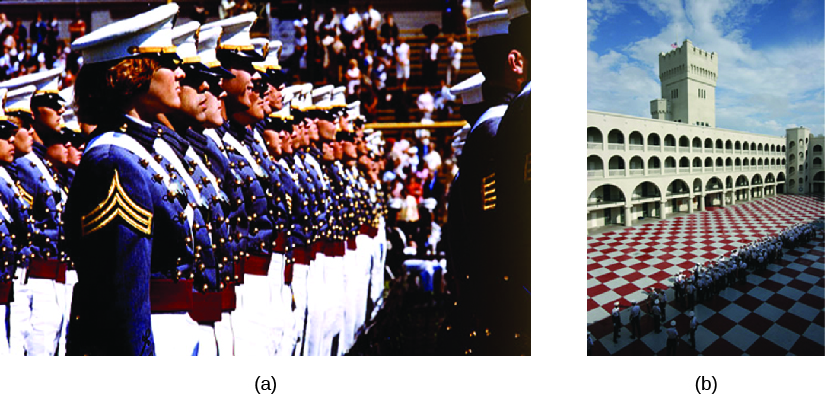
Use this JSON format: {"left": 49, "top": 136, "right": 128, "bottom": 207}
{"left": 250, "top": 42, "right": 307, "bottom": 356}
{"left": 489, "top": 0, "right": 530, "bottom": 355}
{"left": 166, "top": 21, "right": 243, "bottom": 356}
{"left": 0, "top": 114, "right": 35, "bottom": 355}
{"left": 4, "top": 70, "right": 72, "bottom": 356}
{"left": 64, "top": 3, "right": 210, "bottom": 355}
{"left": 205, "top": 12, "right": 280, "bottom": 356}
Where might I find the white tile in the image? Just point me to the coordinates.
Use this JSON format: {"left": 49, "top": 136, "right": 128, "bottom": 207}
{"left": 754, "top": 303, "right": 785, "bottom": 321}
{"left": 788, "top": 302, "right": 820, "bottom": 322}
{"left": 614, "top": 267, "right": 634, "bottom": 277}
{"left": 803, "top": 324, "right": 824, "bottom": 346}
{"left": 605, "top": 277, "right": 630, "bottom": 289}
{"left": 762, "top": 324, "right": 800, "bottom": 350}
{"left": 747, "top": 286, "right": 774, "bottom": 302}
{"left": 719, "top": 303, "right": 751, "bottom": 323}
{"left": 592, "top": 290, "right": 620, "bottom": 306}
{"left": 768, "top": 273, "right": 793, "bottom": 285}
{"left": 722, "top": 325, "right": 759, "bottom": 351}
{"left": 796, "top": 273, "right": 820, "bottom": 285}
{"left": 589, "top": 267, "right": 610, "bottom": 277}
{"left": 777, "top": 286, "right": 805, "bottom": 301}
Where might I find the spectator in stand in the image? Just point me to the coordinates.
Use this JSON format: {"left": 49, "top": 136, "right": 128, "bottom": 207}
{"left": 342, "top": 7, "right": 362, "bottom": 49}
{"left": 219, "top": 0, "right": 236, "bottom": 19}
{"left": 358, "top": 81, "right": 378, "bottom": 123}
{"left": 446, "top": 35, "right": 463, "bottom": 86}
{"left": 392, "top": 83, "right": 411, "bottom": 122}
{"left": 423, "top": 142, "right": 442, "bottom": 172}
{"left": 345, "top": 58, "right": 361, "bottom": 97}
{"left": 381, "top": 13, "right": 399, "bottom": 44}
{"left": 435, "top": 78, "right": 456, "bottom": 119}
{"left": 395, "top": 37, "right": 410, "bottom": 90}
{"left": 372, "top": 55, "right": 389, "bottom": 104}
{"left": 417, "top": 86, "right": 435, "bottom": 121}
{"left": 11, "top": 21, "right": 26, "bottom": 53}
{"left": 363, "top": 3, "right": 382, "bottom": 52}
{"left": 30, "top": 13, "right": 47, "bottom": 56}
{"left": 423, "top": 37, "right": 439, "bottom": 88}
{"left": 68, "top": 11, "right": 87, "bottom": 42}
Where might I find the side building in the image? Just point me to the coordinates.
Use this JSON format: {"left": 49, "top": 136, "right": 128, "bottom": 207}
{"left": 587, "top": 40, "right": 824, "bottom": 230}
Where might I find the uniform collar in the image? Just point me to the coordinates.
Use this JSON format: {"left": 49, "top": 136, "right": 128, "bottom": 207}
{"left": 179, "top": 127, "right": 209, "bottom": 157}
{"left": 153, "top": 122, "right": 191, "bottom": 160}
{"left": 32, "top": 141, "right": 47, "bottom": 159}
{"left": 221, "top": 119, "right": 252, "bottom": 145}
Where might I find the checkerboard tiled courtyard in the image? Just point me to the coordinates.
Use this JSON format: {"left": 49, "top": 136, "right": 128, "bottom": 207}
{"left": 587, "top": 194, "right": 824, "bottom": 355}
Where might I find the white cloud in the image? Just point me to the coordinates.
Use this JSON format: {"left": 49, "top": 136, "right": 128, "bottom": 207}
{"left": 588, "top": 0, "right": 824, "bottom": 137}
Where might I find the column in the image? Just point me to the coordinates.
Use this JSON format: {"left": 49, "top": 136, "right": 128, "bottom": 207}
{"left": 688, "top": 196, "right": 694, "bottom": 213}
{"left": 698, "top": 193, "right": 705, "bottom": 211}
{"left": 660, "top": 198, "right": 667, "bottom": 219}
{"left": 625, "top": 205, "right": 632, "bottom": 226}
{"left": 721, "top": 191, "right": 727, "bottom": 207}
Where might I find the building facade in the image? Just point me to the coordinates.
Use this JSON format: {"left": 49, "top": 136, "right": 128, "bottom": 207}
{"left": 587, "top": 40, "right": 824, "bottom": 230}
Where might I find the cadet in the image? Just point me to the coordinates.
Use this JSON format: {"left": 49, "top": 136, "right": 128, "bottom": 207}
{"left": 666, "top": 321, "right": 679, "bottom": 356}
{"left": 611, "top": 301, "right": 622, "bottom": 344}
{"left": 629, "top": 300, "right": 641, "bottom": 339}
{"left": 206, "top": 12, "right": 280, "bottom": 356}
{"left": 65, "top": 3, "right": 209, "bottom": 355}
{"left": 688, "top": 311, "right": 697, "bottom": 348}
{"left": 0, "top": 113, "right": 35, "bottom": 355}
{"left": 4, "top": 70, "right": 71, "bottom": 356}
{"left": 166, "top": 21, "right": 242, "bottom": 356}
{"left": 651, "top": 300, "right": 662, "bottom": 333}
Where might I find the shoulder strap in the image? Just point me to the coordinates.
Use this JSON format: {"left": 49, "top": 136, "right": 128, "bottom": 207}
{"left": 203, "top": 128, "right": 229, "bottom": 160}
{"left": 154, "top": 138, "right": 205, "bottom": 207}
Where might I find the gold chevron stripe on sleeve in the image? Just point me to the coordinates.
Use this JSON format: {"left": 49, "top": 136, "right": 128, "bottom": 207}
{"left": 482, "top": 173, "right": 497, "bottom": 211}
{"left": 81, "top": 170, "right": 152, "bottom": 237}
{"left": 17, "top": 183, "right": 33, "bottom": 209}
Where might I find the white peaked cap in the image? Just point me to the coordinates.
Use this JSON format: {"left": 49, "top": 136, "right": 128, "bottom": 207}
{"left": 450, "top": 72, "right": 485, "bottom": 105}
{"left": 62, "top": 108, "right": 78, "bottom": 125}
{"left": 172, "top": 21, "right": 201, "bottom": 62}
{"left": 4, "top": 86, "right": 36, "bottom": 114}
{"left": 59, "top": 86, "right": 74, "bottom": 105}
{"left": 347, "top": 101, "right": 361, "bottom": 120}
{"left": 265, "top": 40, "right": 282, "bottom": 68}
{"left": 72, "top": 3, "right": 179, "bottom": 64}
{"left": 0, "top": 66, "right": 65, "bottom": 93}
{"left": 331, "top": 86, "right": 347, "bottom": 107}
{"left": 311, "top": 85, "right": 334, "bottom": 109}
{"left": 466, "top": 11, "right": 509, "bottom": 38}
{"left": 251, "top": 37, "right": 269, "bottom": 57}
{"left": 196, "top": 25, "right": 223, "bottom": 68}
{"left": 204, "top": 12, "right": 257, "bottom": 51}
{"left": 281, "top": 85, "right": 301, "bottom": 107}
{"left": 494, "top": 0, "right": 530, "bottom": 19}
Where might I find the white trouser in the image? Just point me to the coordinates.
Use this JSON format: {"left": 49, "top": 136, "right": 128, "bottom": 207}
{"left": 231, "top": 272, "right": 278, "bottom": 356}
{"left": 322, "top": 253, "right": 345, "bottom": 356}
{"left": 304, "top": 254, "right": 326, "bottom": 356}
{"left": 151, "top": 312, "right": 201, "bottom": 355}
{"left": 341, "top": 249, "right": 357, "bottom": 354}
{"left": 268, "top": 253, "right": 293, "bottom": 356}
{"left": 0, "top": 304, "right": 8, "bottom": 355}
{"left": 290, "top": 263, "right": 310, "bottom": 356}
{"left": 371, "top": 227, "right": 387, "bottom": 319}
{"left": 353, "top": 234, "right": 372, "bottom": 342}
{"left": 195, "top": 322, "right": 219, "bottom": 356}
{"left": 10, "top": 268, "right": 64, "bottom": 356}
{"left": 57, "top": 269, "right": 78, "bottom": 356}
{"left": 214, "top": 312, "right": 234, "bottom": 356}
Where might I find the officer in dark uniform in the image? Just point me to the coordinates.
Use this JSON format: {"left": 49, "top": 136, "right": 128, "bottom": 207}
{"left": 489, "top": 2, "right": 531, "bottom": 355}
{"left": 64, "top": 3, "right": 211, "bottom": 355}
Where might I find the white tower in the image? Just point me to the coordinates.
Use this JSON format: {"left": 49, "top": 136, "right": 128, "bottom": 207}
{"left": 651, "top": 39, "right": 718, "bottom": 127}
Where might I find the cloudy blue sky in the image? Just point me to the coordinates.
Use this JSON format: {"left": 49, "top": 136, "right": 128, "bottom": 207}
{"left": 587, "top": 0, "right": 824, "bottom": 137}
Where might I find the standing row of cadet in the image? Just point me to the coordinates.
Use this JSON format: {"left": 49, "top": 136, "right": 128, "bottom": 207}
{"left": 0, "top": 3, "right": 388, "bottom": 356}
{"left": 441, "top": 0, "right": 531, "bottom": 355}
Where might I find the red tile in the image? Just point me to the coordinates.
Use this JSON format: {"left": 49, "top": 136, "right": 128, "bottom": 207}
{"left": 587, "top": 298, "right": 600, "bottom": 311}
{"left": 591, "top": 255, "right": 611, "bottom": 262}
{"left": 614, "top": 255, "right": 633, "bottom": 262}
{"left": 658, "top": 253, "right": 675, "bottom": 262}
{"left": 680, "top": 252, "right": 697, "bottom": 261}
{"left": 777, "top": 267, "right": 801, "bottom": 278}
{"left": 587, "top": 263, "right": 602, "bottom": 272}
{"left": 789, "top": 336, "right": 825, "bottom": 356}
{"left": 786, "top": 279, "right": 814, "bottom": 293}
{"left": 596, "top": 272, "right": 619, "bottom": 283}
{"left": 649, "top": 271, "right": 671, "bottom": 282}
{"left": 600, "top": 248, "right": 616, "bottom": 254}
{"left": 737, "top": 313, "right": 774, "bottom": 336}
{"left": 745, "top": 337, "right": 787, "bottom": 356}
{"left": 797, "top": 293, "right": 824, "bottom": 310}
{"left": 613, "top": 283, "right": 641, "bottom": 296}
{"left": 588, "top": 284, "right": 610, "bottom": 298}
{"left": 775, "top": 312, "right": 813, "bottom": 335}
{"left": 734, "top": 294, "right": 763, "bottom": 311}
{"left": 605, "top": 263, "right": 626, "bottom": 272}
{"left": 623, "top": 272, "right": 644, "bottom": 282}
{"left": 758, "top": 279, "right": 784, "bottom": 293}
{"left": 629, "top": 262, "right": 648, "bottom": 271}
{"left": 702, "top": 337, "right": 743, "bottom": 356}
